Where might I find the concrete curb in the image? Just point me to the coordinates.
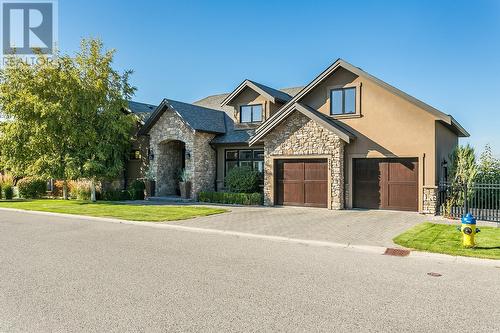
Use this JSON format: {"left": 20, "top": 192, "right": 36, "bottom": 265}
{"left": 1, "top": 207, "right": 498, "bottom": 267}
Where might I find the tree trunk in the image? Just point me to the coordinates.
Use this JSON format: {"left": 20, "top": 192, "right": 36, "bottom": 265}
{"left": 62, "top": 180, "right": 68, "bottom": 200}
{"left": 90, "top": 179, "right": 97, "bottom": 202}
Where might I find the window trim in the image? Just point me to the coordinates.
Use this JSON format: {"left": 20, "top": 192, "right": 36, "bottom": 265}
{"left": 239, "top": 104, "right": 263, "bottom": 123}
{"left": 327, "top": 82, "right": 361, "bottom": 119}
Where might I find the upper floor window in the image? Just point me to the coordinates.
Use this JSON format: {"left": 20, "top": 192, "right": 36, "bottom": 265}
{"left": 330, "top": 87, "right": 356, "bottom": 115}
{"left": 240, "top": 104, "right": 263, "bottom": 123}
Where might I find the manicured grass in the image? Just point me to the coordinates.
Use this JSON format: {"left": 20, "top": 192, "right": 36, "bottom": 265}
{"left": 0, "top": 199, "right": 227, "bottom": 222}
{"left": 394, "top": 222, "right": 500, "bottom": 260}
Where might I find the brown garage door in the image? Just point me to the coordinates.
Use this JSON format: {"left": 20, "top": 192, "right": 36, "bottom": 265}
{"left": 276, "top": 159, "right": 328, "bottom": 208}
{"left": 353, "top": 158, "right": 418, "bottom": 211}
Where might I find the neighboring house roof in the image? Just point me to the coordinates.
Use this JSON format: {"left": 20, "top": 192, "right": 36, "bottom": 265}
{"left": 249, "top": 102, "right": 355, "bottom": 145}
{"left": 140, "top": 99, "right": 227, "bottom": 135}
{"left": 193, "top": 86, "right": 304, "bottom": 113}
{"left": 254, "top": 58, "right": 469, "bottom": 140}
{"left": 127, "top": 101, "right": 157, "bottom": 122}
{"left": 220, "top": 79, "right": 293, "bottom": 107}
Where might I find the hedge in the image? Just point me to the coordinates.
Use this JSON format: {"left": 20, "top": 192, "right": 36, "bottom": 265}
{"left": 17, "top": 178, "right": 47, "bottom": 199}
{"left": 101, "top": 189, "right": 131, "bottom": 201}
{"left": 198, "top": 191, "right": 263, "bottom": 205}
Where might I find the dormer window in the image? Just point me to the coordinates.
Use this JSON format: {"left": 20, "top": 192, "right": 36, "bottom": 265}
{"left": 240, "top": 104, "right": 263, "bottom": 123}
{"left": 330, "top": 87, "right": 356, "bottom": 115}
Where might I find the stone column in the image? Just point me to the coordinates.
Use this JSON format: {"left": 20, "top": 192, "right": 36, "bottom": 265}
{"left": 422, "top": 186, "right": 438, "bottom": 215}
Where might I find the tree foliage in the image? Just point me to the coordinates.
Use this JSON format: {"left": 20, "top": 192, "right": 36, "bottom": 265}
{"left": 477, "top": 144, "right": 500, "bottom": 183}
{"left": 0, "top": 39, "right": 135, "bottom": 199}
{"left": 448, "top": 144, "right": 478, "bottom": 188}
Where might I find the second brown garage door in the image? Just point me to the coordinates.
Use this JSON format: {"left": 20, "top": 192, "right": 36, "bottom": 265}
{"left": 276, "top": 159, "right": 328, "bottom": 208}
{"left": 353, "top": 158, "right": 418, "bottom": 211}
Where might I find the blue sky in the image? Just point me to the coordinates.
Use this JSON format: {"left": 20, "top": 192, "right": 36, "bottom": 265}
{"left": 60, "top": 0, "right": 500, "bottom": 156}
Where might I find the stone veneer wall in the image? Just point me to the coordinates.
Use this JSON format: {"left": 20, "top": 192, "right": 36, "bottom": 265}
{"left": 192, "top": 132, "right": 217, "bottom": 196}
{"left": 262, "top": 111, "right": 345, "bottom": 209}
{"left": 422, "top": 186, "right": 438, "bottom": 215}
{"left": 148, "top": 110, "right": 216, "bottom": 198}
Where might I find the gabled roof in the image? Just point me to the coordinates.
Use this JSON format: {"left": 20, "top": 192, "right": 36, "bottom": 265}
{"left": 220, "top": 79, "right": 293, "bottom": 107}
{"left": 139, "top": 99, "right": 227, "bottom": 135}
{"left": 249, "top": 102, "right": 355, "bottom": 145}
{"left": 126, "top": 101, "right": 157, "bottom": 122}
{"left": 254, "top": 58, "right": 469, "bottom": 139}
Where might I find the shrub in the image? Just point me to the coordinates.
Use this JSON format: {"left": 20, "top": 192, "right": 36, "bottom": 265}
{"left": 225, "top": 167, "right": 261, "bottom": 193}
{"left": 17, "top": 178, "right": 47, "bottom": 199}
{"left": 198, "top": 191, "right": 263, "bottom": 205}
{"left": 3, "top": 184, "right": 14, "bottom": 200}
{"left": 128, "top": 180, "right": 145, "bottom": 200}
{"left": 102, "top": 189, "right": 131, "bottom": 201}
{"left": 69, "top": 180, "right": 91, "bottom": 200}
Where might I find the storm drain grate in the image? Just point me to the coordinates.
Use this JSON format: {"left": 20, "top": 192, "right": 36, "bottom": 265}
{"left": 384, "top": 248, "right": 411, "bottom": 257}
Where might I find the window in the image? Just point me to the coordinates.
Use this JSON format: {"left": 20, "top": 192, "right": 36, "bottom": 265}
{"left": 225, "top": 149, "right": 264, "bottom": 179}
{"left": 240, "top": 104, "right": 263, "bottom": 123}
{"left": 330, "top": 87, "right": 356, "bottom": 115}
{"left": 129, "top": 149, "right": 141, "bottom": 160}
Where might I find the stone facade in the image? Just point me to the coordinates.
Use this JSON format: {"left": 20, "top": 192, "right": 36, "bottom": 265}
{"left": 262, "top": 111, "right": 345, "bottom": 209}
{"left": 148, "top": 110, "right": 216, "bottom": 198}
{"left": 422, "top": 186, "right": 438, "bottom": 215}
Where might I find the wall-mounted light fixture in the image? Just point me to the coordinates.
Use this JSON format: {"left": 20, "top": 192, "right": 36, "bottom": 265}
{"left": 148, "top": 149, "right": 155, "bottom": 160}
{"left": 185, "top": 150, "right": 191, "bottom": 160}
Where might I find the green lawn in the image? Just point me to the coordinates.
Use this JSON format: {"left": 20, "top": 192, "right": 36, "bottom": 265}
{"left": 394, "top": 222, "right": 500, "bottom": 260}
{"left": 0, "top": 199, "right": 227, "bottom": 222}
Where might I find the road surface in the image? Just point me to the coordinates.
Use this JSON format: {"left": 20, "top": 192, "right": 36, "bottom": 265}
{"left": 0, "top": 210, "right": 499, "bottom": 332}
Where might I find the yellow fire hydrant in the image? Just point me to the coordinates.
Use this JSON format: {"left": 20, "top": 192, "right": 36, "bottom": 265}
{"left": 460, "top": 213, "right": 480, "bottom": 248}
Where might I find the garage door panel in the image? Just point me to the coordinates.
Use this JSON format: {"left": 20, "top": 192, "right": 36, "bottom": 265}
{"left": 304, "top": 182, "right": 328, "bottom": 208}
{"left": 280, "top": 182, "right": 304, "bottom": 205}
{"left": 387, "top": 161, "right": 418, "bottom": 182}
{"left": 304, "top": 162, "right": 328, "bottom": 181}
{"left": 354, "top": 158, "right": 418, "bottom": 212}
{"left": 387, "top": 183, "right": 418, "bottom": 211}
{"left": 276, "top": 159, "right": 328, "bottom": 208}
{"left": 282, "top": 162, "right": 304, "bottom": 180}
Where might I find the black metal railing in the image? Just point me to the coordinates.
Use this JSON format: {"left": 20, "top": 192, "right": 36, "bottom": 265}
{"left": 438, "top": 181, "right": 500, "bottom": 222}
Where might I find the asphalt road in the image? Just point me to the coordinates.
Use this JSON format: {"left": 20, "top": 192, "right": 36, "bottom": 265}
{"left": 0, "top": 210, "right": 499, "bottom": 332}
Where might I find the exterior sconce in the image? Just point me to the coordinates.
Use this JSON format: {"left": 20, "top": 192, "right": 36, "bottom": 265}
{"left": 185, "top": 150, "right": 191, "bottom": 160}
{"left": 148, "top": 149, "right": 155, "bottom": 160}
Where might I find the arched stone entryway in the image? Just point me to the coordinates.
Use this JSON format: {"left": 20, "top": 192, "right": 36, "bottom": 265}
{"left": 156, "top": 139, "right": 188, "bottom": 196}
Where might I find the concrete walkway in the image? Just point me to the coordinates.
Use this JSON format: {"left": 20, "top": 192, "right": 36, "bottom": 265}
{"left": 169, "top": 206, "right": 446, "bottom": 247}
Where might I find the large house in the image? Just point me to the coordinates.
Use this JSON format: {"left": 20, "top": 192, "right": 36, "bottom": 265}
{"left": 127, "top": 59, "right": 468, "bottom": 214}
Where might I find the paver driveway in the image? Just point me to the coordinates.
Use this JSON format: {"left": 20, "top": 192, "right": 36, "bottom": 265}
{"left": 170, "top": 206, "right": 445, "bottom": 247}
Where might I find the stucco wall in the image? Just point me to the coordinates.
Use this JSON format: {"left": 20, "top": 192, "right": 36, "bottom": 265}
{"left": 227, "top": 87, "right": 283, "bottom": 123}
{"left": 435, "top": 121, "right": 458, "bottom": 182}
{"left": 299, "top": 67, "right": 453, "bottom": 212}
{"left": 263, "top": 111, "right": 345, "bottom": 209}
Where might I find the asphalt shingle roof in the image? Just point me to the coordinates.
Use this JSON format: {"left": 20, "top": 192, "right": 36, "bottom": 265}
{"left": 127, "top": 101, "right": 157, "bottom": 122}
{"left": 249, "top": 80, "right": 293, "bottom": 103}
{"left": 165, "top": 99, "right": 227, "bottom": 133}
{"left": 211, "top": 128, "right": 255, "bottom": 144}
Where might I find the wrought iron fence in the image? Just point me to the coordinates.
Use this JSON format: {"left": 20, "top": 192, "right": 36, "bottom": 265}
{"left": 438, "top": 181, "right": 500, "bottom": 222}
